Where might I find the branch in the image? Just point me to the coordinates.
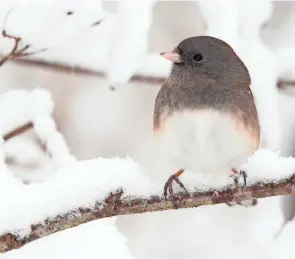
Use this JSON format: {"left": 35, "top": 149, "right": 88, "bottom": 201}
{"left": 3, "top": 122, "right": 33, "bottom": 141}
{"left": 0, "top": 173, "right": 295, "bottom": 253}
{"left": 0, "top": 30, "right": 47, "bottom": 67}
{"left": 14, "top": 58, "right": 167, "bottom": 85}
{"left": 277, "top": 79, "right": 295, "bottom": 90}
{"left": 0, "top": 30, "right": 21, "bottom": 66}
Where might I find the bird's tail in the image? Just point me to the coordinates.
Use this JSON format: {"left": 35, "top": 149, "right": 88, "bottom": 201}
{"left": 226, "top": 199, "right": 258, "bottom": 207}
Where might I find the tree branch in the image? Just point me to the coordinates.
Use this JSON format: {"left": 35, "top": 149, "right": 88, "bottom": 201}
{"left": 13, "top": 58, "right": 167, "bottom": 84}
{"left": 0, "top": 30, "right": 47, "bottom": 67}
{"left": 3, "top": 122, "right": 33, "bottom": 141}
{"left": 0, "top": 30, "right": 21, "bottom": 66}
{"left": 0, "top": 173, "right": 294, "bottom": 253}
{"left": 277, "top": 79, "right": 295, "bottom": 92}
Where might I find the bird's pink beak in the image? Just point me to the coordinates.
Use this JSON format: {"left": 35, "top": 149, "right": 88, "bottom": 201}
{"left": 160, "top": 51, "right": 181, "bottom": 63}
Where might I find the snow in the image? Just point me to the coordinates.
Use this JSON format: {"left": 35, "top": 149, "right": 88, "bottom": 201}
{"left": 4, "top": 136, "right": 55, "bottom": 183}
{"left": 0, "top": 0, "right": 171, "bottom": 82}
{"left": 0, "top": 88, "right": 75, "bottom": 168}
{"left": 0, "top": 89, "right": 35, "bottom": 134}
{"left": 0, "top": 157, "right": 158, "bottom": 235}
{"left": 198, "top": 0, "right": 239, "bottom": 49}
{"left": 29, "top": 89, "right": 76, "bottom": 168}
{"left": 0, "top": 136, "right": 14, "bottom": 182}
{"left": 0, "top": 1, "right": 105, "bottom": 49}
{"left": 243, "top": 149, "right": 295, "bottom": 184}
{"left": 273, "top": 220, "right": 295, "bottom": 259}
{"left": 0, "top": 218, "right": 136, "bottom": 259}
{"left": 0, "top": 0, "right": 108, "bottom": 73}
{"left": 106, "top": 0, "right": 156, "bottom": 88}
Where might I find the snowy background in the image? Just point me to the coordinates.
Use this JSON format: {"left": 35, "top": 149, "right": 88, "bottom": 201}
{"left": 1, "top": 0, "right": 295, "bottom": 258}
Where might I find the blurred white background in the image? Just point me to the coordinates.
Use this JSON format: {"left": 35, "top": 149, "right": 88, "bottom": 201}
{"left": 1, "top": 1, "right": 295, "bottom": 259}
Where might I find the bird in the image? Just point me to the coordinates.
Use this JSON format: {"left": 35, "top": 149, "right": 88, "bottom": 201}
{"left": 153, "top": 36, "right": 260, "bottom": 208}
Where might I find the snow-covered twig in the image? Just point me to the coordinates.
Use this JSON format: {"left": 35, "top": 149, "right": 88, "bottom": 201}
{"left": 1, "top": 170, "right": 295, "bottom": 253}
{"left": 30, "top": 89, "right": 76, "bottom": 167}
{"left": 2, "top": 122, "right": 33, "bottom": 141}
{"left": 0, "top": 88, "right": 75, "bottom": 173}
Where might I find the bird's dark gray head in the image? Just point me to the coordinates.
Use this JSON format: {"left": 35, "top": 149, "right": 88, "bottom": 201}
{"left": 161, "top": 36, "right": 250, "bottom": 86}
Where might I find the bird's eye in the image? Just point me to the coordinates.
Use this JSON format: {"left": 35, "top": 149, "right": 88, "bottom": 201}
{"left": 193, "top": 53, "right": 203, "bottom": 62}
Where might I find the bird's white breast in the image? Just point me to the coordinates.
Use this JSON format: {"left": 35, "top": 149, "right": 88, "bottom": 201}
{"left": 154, "top": 109, "right": 255, "bottom": 177}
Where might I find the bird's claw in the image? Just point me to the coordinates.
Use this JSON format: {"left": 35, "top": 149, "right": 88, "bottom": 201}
{"left": 240, "top": 170, "right": 247, "bottom": 187}
{"left": 163, "top": 174, "right": 189, "bottom": 209}
{"left": 230, "top": 169, "right": 247, "bottom": 187}
{"left": 227, "top": 169, "right": 257, "bottom": 207}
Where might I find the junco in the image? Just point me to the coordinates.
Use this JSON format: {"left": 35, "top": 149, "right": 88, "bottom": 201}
{"left": 153, "top": 36, "right": 260, "bottom": 208}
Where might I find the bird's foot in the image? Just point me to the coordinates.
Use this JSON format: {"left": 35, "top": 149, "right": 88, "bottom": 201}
{"left": 226, "top": 169, "right": 242, "bottom": 206}
{"left": 240, "top": 170, "right": 247, "bottom": 187}
{"left": 163, "top": 170, "right": 188, "bottom": 209}
{"left": 226, "top": 169, "right": 257, "bottom": 207}
{"left": 230, "top": 168, "right": 247, "bottom": 187}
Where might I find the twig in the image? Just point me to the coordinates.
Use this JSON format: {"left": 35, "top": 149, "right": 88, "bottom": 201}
{"left": 13, "top": 58, "right": 167, "bottom": 84}
{"left": 0, "top": 174, "right": 295, "bottom": 253}
{"left": 3, "top": 122, "right": 33, "bottom": 141}
{"left": 0, "top": 30, "right": 21, "bottom": 66}
{"left": 277, "top": 79, "right": 295, "bottom": 91}
{"left": 0, "top": 30, "right": 47, "bottom": 67}
{"left": 91, "top": 18, "right": 104, "bottom": 27}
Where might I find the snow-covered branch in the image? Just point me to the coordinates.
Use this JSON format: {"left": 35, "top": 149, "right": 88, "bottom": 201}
{"left": 2, "top": 122, "right": 33, "bottom": 141}
{"left": 0, "top": 149, "right": 295, "bottom": 253}
{"left": 0, "top": 176, "right": 294, "bottom": 253}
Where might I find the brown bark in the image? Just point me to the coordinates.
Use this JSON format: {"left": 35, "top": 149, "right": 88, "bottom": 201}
{"left": 0, "top": 174, "right": 295, "bottom": 253}
{"left": 0, "top": 30, "right": 47, "bottom": 67}
{"left": 3, "top": 122, "right": 33, "bottom": 141}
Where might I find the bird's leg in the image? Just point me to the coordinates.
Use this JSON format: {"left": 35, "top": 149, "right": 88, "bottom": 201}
{"left": 239, "top": 169, "right": 257, "bottom": 206}
{"left": 226, "top": 168, "right": 257, "bottom": 207}
{"left": 226, "top": 168, "right": 242, "bottom": 206}
{"left": 163, "top": 169, "right": 188, "bottom": 209}
{"left": 231, "top": 168, "right": 241, "bottom": 186}
{"left": 230, "top": 168, "right": 247, "bottom": 186}
{"left": 240, "top": 170, "right": 247, "bottom": 187}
